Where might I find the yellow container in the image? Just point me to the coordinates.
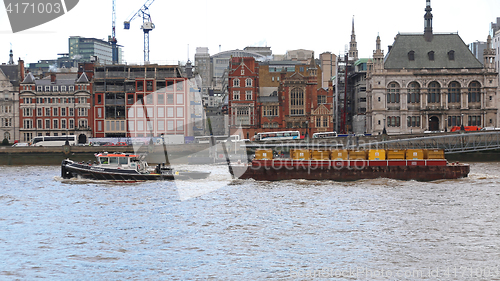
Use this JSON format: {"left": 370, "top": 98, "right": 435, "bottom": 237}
{"left": 406, "top": 149, "right": 424, "bottom": 160}
{"left": 255, "top": 149, "right": 273, "bottom": 160}
{"left": 424, "top": 149, "right": 445, "bottom": 159}
{"left": 368, "top": 149, "right": 386, "bottom": 160}
{"left": 311, "top": 150, "right": 330, "bottom": 160}
{"left": 330, "top": 149, "right": 349, "bottom": 160}
{"left": 386, "top": 149, "right": 406, "bottom": 160}
{"left": 348, "top": 150, "right": 368, "bottom": 160}
{"left": 291, "top": 149, "right": 311, "bottom": 160}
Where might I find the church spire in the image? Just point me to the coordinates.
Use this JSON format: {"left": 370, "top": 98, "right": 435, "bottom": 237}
{"left": 424, "top": 0, "right": 433, "bottom": 42}
{"left": 349, "top": 16, "right": 358, "bottom": 60}
{"left": 8, "top": 44, "right": 14, "bottom": 65}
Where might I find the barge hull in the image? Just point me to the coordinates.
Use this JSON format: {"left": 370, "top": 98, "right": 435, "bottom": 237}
{"left": 232, "top": 160, "right": 470, "bottom": 181}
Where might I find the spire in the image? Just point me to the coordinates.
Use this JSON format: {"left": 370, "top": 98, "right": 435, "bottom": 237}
{"left": 8, "top": 45, "right": 14, "bottom": 65}
{"left": 308, "top": 51, "right": 317, "bottom": 78}
{"left": 424, "top": 0, "right": 433, "bottom": 42}
{"left": 349, "top": 16, "right": 358, "bottom": 60}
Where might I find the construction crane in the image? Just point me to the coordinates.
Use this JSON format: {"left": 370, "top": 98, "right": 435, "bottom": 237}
{"left": 124, "top": 0, "right": 155, "bottom": 64}
{"left": 108, "top": 0, "right": 118, "bottom": 64}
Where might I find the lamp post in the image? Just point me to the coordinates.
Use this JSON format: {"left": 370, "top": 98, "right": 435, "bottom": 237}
{"left": 444, "top": 117, "right": 448, "bottom": 132}
{"left": 460, "top": 113, "right": 465, "bottom": 131}
{"left": 382, "top": 117, "right": 387, "bottom": 135}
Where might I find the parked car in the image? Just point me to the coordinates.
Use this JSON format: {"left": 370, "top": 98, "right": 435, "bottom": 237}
{"left": 102, "top": 142, "right": 115, "bottom": 146}
{"left": 115, "top": 142, "right": 128, "bottom": 146}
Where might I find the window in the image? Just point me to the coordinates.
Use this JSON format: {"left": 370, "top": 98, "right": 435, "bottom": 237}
{"left": 408, "top": 51, "right": 415, "bottom": 61}
{"left": 428, "top": 51, "right": 435, "bottom": 61}
{"left": 233, "top": 79, "right": 240, "bottom": 87}
{"left": 245, "top": 78, "right": 252, "bottom": 87}
{"left": 157, "top": 93, "right": 164, "bottom": 104}
{"left": 245, "top": 91, "right": 252, "bottom": 100}
{"left": 290, "top": 88, "right": 304, "bottom": 115}
{"left": 233, "top": 91, "right": 240, "bottom": 100}
{"left": 69, "top": 108, "right": 74, "bottom": 116}
{"left": 176, "top": 120, "right": 183, "bottom": 131}
{"left": 53, "top": 108, "right": 58, "bottom": 116}
{"left": 387, "top": 116, "right": 401, "bottom": 127}
{"left": 158, "top": 107, "right": 164, "bottom": 118}
{"left": 157, "top": 120, "right": 165, "bottom": 131}
{"left": 45, "top": 119, "right": 50, "bottom": 129}
{"left": 316, "top": 116, "right": 321, "bottom": 127}
{"left": 428, "top": 81, "right": 441, "bottom": 103}
{"left": 176, "top": 81, "right": 183, "bottom": 91}
{"left": 263, "top": 105, "right": 278, "bottom": 116}
{"left": 468, "top": 115, "right": 481, "bottom": 126}
{"left": 53, "top": 119, "right": 58, "bottom": 129}
{"left": 146, "top": 81, "right": 154, "bottom": 92}
{"left": 387, "top": 82, "right": 400, "bottom": 103}
{"left": 37, "top": 119, "right": 42, "bottom": 129}
{"left": 407, "top": 116, "right": 421, "bottom": 127}
{"left": 167, "top": 94, "right": 174, "bottom": 104}
{"left": 146, "top": 94, "right": 154, "bottom": 105}
{"left": 448, "top": 116, "right": 462, "bottom": 127}
{"left": 167, "top": 120, "right": 174, "bottom": 131}
{"left": 45, "top": 108, "right": 50, "bottom": 116}
{"left": 177, "top": 107, "right": 183, "bottom": 118}
{"left": 23, "top": 119, "right": 33, "bottom": 129}
{"left": 45, "top": 86, "right": 51, "bottom": 91}
{"left": 167, "top": 107, "right": 174, "bottom": 117}
{"left": 61, "top": 119, "right": 66, "bottom": 129}
{"left": 318, "top": 95, "right": 326, "bottom": 104}
{"left": 448, "top": 50, "right": 455, "bottom": 60}
{"left": 61, "top": 86, "right": 66, "bottom": 91}
{"left": 176, "top": 94, "right": 183, "bottom": 104}
{"left": 448, "top": 81, "right": 461, "bottom": 103}
{"left": 61, "top": 108, "right": 66, "bottom": 116}
{"left": 468, "top": 81, "right": 481, "bottom": 103}
{"left": 407, "top": 82, "right": 420, "bottom": 104}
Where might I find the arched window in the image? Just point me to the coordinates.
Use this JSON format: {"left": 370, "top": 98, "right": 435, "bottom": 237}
{"left": 233, "top": 79, "right": 240, "bottom": 87}
{"left": 428, "top": 81, "right": 440, "bottom": 103}
{"left": 448, "top": 50, "right": 455, "bottom": 60}
{"left": 408, "top": 51, "right": 415, "bottom": 61}
{"left": 407, "top": 82, "right": 420, "bottom": 104}
{"left": 290, "top": 88, "right": 304, "bottom": 115}
{"left": 468, "top": 81, "right": 481, "bottom": 103}
{"left": 387, "top": 82, "right": 400, "bottom": 103}
{"left": 428, "top": 51, "right": 435, "bottom": 61}
{"left": 245, "top": 78, "right": 252, "bottom": 87}
{"left": 448, "top": 81, "right": 461, "bottom": 103}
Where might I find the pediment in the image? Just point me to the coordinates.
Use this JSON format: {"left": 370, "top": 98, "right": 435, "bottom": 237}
{"left": 312, "top": 104, "right": 331, "bottom": 115}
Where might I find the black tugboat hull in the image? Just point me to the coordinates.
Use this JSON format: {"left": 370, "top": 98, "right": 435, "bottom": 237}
{"left": 61, "top": 160, "right": 209, "bottom": 181}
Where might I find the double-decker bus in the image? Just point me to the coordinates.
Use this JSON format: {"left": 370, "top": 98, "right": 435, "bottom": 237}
{"left": 255, "top": 131, "right": 301, "bottom": 141}
{"left": 312, "top": 132, "right": 338, "bottom": 139}
{"left": 30, "top": 135, "right": 77, "bottom": 146}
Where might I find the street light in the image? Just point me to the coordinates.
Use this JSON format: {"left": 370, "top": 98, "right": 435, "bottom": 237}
{"left": 460, "top": 113, "right": 465, "bottom": 131}
{"left": 444, "top": 117, "right": 448, "bottom": 132}
{"left": 382, "top": 117, "right": 387, "bottom": 135}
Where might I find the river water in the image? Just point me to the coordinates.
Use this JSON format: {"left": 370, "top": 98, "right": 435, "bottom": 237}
{"left": 1, "top": 162, "right": 500, "bottom": 280}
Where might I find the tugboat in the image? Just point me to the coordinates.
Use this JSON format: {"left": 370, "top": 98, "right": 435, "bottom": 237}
{"left": 61, "top": 152, "right": 210, "bottom": 181}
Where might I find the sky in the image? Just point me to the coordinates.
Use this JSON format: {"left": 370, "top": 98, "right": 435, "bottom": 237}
{"left": 0, "top": 0, "right": 499, "bottom": 66}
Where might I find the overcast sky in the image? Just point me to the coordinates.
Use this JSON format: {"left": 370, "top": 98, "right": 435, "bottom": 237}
{"left": 1, "top": 0, "right": 499, "bottom": 66}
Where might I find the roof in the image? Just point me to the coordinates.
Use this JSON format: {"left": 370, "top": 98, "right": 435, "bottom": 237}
{"left": 21, "top": 72, "right": 35, "bottom": 84}
{"left": 76, "top": 72, "right": 89, "bottom": 83}
{"left": 0, "top": 65, "right": 19, "bottom": 86}
{"left": 384, "top": 33, "right": 483, "bottom": 69}
{"left": 354, "top": 58, "right": 369, "bottom": 66}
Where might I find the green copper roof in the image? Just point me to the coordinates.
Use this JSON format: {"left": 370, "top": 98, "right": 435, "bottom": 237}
{"left": 384, "top": 33, "right": 483, "bottom": 69}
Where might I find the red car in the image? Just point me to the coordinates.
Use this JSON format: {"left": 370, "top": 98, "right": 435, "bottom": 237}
{"left": 102, "top": 142, "right": 128, "bottom": 146}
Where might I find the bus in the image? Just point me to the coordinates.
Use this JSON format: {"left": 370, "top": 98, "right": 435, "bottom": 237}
{"left": 30, "top": 135, "right": 77, "bottom": 146}
{"left": 195, "top": 135, "right": 239, "bottom": 144}
{"left": 256, "top": 131, "right": 301, "bottom": 141}
{"left": 312, "top": 132, "right": 338, "bottom": 139}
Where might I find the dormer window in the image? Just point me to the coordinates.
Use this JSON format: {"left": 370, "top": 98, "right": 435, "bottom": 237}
{"left": 428, "top": 51, "right": 435, "bottom": 61}
{"left": 408, "top": 51, "right": 415, "bottom": 61}
{"left": 448, "top": 50, "right": 455, "bottom": 60}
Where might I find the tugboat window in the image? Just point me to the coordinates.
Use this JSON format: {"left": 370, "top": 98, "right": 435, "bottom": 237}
{"left": 119, "top": 157, "right": 128, "bottom": 165}
{"left": 109, "top": 157, "right": 118, "bottom": 164}
{"left": 100, "top": 157, "right": 108, "bottom": 164}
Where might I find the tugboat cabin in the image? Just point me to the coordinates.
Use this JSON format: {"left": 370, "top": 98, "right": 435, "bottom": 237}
{"left": 96, "top": 152, "right": 141, "bottom": 168}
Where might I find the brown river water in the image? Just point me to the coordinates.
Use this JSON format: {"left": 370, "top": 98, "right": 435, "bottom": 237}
{"left": 0, "top": 162, "right": 499, "bottom": 280}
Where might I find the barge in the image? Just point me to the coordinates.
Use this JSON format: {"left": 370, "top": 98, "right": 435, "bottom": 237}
{"left": 231, "top": 149, "right": 470, "bottom": 181}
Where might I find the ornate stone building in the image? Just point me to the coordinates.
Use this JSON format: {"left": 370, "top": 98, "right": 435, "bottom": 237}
{"left": 366, "top": 1, "right": 498, "bottom": 134}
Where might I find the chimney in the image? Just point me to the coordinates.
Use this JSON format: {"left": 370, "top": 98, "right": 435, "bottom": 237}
{"left": 18, "top": 59, "right": 25, "bottom": 82}
{"left": 51, "top": 73, "right": 56, "bottom": 83}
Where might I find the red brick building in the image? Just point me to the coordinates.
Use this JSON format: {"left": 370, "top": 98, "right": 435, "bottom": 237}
{"left": 228, "top": 56, "right": 334, "bottom": 139}
{"left": 19, "top": 72, "right": 92, "bottom": 143}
